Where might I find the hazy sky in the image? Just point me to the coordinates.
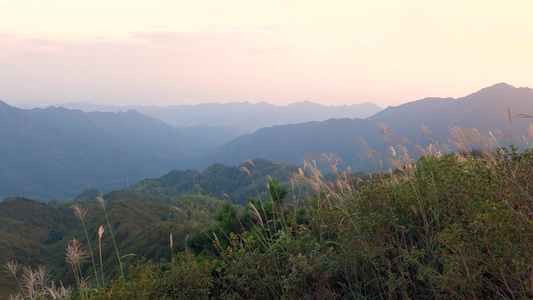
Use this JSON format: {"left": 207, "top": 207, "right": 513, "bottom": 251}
{"left": 1, "top": 0, "right": 532, "bottom": 108}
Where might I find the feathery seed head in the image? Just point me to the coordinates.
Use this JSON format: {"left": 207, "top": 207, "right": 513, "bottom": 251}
{"left": 388, "top": 146, "right": 396, "bottom": 157}
{"left": 65, "top": 238, "right": 87, "bottom": 265}
{"left": 247, "top": 202, "right": 264, "bottom": 227}
{"left": 239, "top": 166, "right": 252, "bottom": 177}
{"left": 48, "top": 281, "right": 72, "bottom": 300}
{"left": 170, "top": 233, "right": 173, "bottom": 249}
{"left": 21, "top": 266, "right": 36, "bottom": 288}
{"left": 98, "top": 226, "right": 105, "bottom": 239}
{"left": 5, "top": 260, "right": 20, "bottom": 276}
{"left": 170, "top": 206, "right": 183, "bottom": 212}
{"left": 96, "top": 196, "right": 106, "bottom": 209}
{"left": 419, "top": 124, "right": 430, "bottom": 136}
{"left": 71, "top": 204, "right": 87, "bottom": 221}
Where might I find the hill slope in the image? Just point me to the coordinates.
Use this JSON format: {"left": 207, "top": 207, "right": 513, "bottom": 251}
{"left": 204, "top": 83, "right": 533, "bottom": 171}
{"left": 134, "top": 158, "right": 301, "bottom": 205}
{"left": 0, "top": 103, "right": 231, "bottom": 200}
{"left": 0, "top": 158, "right": 300, "bottom": 296}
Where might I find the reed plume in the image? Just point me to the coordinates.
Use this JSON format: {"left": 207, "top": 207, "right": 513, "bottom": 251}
{"left": 98, "top": 225, "right": 105, "bottom": 285}
{"left": 96, "top": 196, "right": 124, "bottom": 278}
{"left": 72, "top": 203, "right": 100, "bottom": 286}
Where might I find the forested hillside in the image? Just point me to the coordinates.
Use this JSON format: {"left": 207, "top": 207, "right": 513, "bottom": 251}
{"left": 134, "top": 158, "right": 300, "bottom": 205}
{"left": 0, "top": 159, "right": 300, "bottom": 297}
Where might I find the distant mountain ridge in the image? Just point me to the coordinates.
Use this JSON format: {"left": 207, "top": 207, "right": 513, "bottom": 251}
{"left": 2, "top": 83, "right": 533, "bottom": 200}
{"left": 204, "top": 83, "right": 533, "bottom": 171}
{"left": 0, "top": 103, "right": 234, "bottom": 200}
{"left": 42, "top": 101, "right": 383, "bottom": 134}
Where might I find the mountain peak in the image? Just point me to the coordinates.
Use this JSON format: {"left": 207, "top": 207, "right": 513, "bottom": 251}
{"left": 472, "top": 82, "right": 516, "bottom": 95}
{"left": 0, "top": 100, "right": 18, "bottom": 113}
{"left": 287, "top": 100, "right": 320, "bottom": 107}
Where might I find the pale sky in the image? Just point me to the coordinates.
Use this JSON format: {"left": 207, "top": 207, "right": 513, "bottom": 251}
{"left": 1, "top": 0, "right": 532, "bottom": 108}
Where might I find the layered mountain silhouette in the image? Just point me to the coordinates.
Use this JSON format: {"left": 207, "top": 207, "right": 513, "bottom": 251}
{"left": 204, "top": 83, "right": 533, "bottom": 171}
{"left": 2, "top": 83, "right": 532, "bottom": 200}
{"left": 0, "top": 103, "right": 233, "bottom": 200}
{"left": 47, "top": 101, "right": 383, "bottom": 134}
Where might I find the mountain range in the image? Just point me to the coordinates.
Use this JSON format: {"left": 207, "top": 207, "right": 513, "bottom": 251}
{"left": 38, "top": 101, "right": 383, "bottom": 135}
{"left": 0, "top": 104, "right": 234, "bottom": 200}
{"left": 204, "top": 83, "right": 533, "bottom": 171}
{"left": 1, "top": 83, "right": 532, "bottom": 201}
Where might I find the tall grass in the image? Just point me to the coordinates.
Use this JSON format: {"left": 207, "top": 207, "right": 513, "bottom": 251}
{"left": 71, "top": 204, "right": 100, "bottom": 287}
{"left": 198, "top": 121, "right": 532, "bottom": 298}
{"left": 65, "top": 238, "right": 89, "bottom": 299}
{"left": 5, "top": 261, "right": 72, "bottom": 300}
{"left": 96, "top": 196, "right": 124, "bottom": 278}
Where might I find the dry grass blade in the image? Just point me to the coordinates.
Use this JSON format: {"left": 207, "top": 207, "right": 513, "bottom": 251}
{"left": 359, "top": 136, "right": 372, "bottom": 157}
{"left": 170, "top": 233, "right": 174, "bottom": 261}
{"left": 170, "top": 206, "right": 183, "bottom": 213}
{"left": 513, "top": 113, "right": 533, "bottom": 119}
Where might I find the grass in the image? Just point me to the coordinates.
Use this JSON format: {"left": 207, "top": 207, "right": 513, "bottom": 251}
{"left": 96, "top": 196, "right": 124, "bottom": 279}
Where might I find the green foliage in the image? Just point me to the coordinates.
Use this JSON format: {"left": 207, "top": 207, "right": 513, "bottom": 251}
{"left": 134, "top": 159, "right": 300, "bottom": 205}
{"left": 3, "top": 148, "right": 532, "bottom": 299}
{"left": 0, "top": 192, "right": 223, "bottom": 297}
{"left": 90, "top": 254, "right": 215, "bottom": 300}
{"left": 181, "top": 148, "right": 533, "bottom": 299}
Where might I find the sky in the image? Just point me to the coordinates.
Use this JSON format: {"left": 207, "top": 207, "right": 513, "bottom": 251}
{"left": 1, "top": 0, "right": 532, "bottom": 108}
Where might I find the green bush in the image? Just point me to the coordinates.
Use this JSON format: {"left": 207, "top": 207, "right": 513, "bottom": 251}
{"left": 90, "top": 254, "right": 215, "bottom": 299}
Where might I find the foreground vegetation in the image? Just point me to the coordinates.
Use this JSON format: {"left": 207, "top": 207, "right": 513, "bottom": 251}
{"left": 5, "top": 144, "right": 532, "bottom": 299}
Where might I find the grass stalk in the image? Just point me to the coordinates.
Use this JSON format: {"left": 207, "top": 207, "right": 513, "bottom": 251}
{"left": 98, "top": 225, "right": 105, "bottom": 286}
{"left": 72, "top": 203, "right": 100, "bottom": 287}
{"left": 96, "top": 196, "right": 124, "bottom": 278}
